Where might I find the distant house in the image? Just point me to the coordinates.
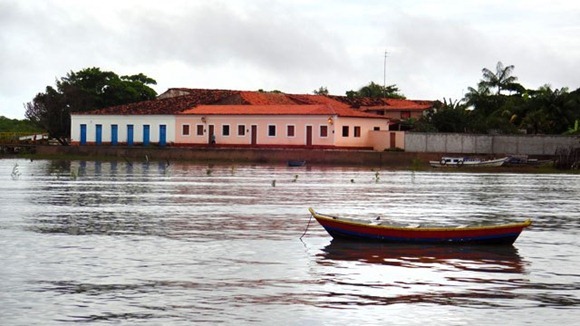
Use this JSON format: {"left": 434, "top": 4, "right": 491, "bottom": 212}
{"left": 328, "top": 96, "right": 435, "bottom": 131}
{"left": 70, "top": 88, "right": 434, "bottom": 151}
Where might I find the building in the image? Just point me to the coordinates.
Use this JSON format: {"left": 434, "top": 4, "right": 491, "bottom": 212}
{"left": 70, "top": 88, "right": 434, "bottom": 151}
{"left": 326, "top": 95, "right": 435, "bottom": 131}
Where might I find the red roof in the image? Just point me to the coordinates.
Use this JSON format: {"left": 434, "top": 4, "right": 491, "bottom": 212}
{"left": 73, "top": 89, "right": 239, "bottom": 115}
{"left": 73, "top": 88, "right": 433, "bottom": 116}
{"left": 180, "top": 104, "right": 386, "bottom": 119}
{"left": 328, "top": 95, "right": 433, "bottom": 110}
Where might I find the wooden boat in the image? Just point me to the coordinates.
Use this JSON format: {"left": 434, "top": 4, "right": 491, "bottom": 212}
{"left": 308, "top": 208, "right": 531, "bottom": 245}
{"left": 429, "top": 156, "right": 508, "bottom": 168}
{"left": 287, "top": 160, "right": 306, "bottom": 167}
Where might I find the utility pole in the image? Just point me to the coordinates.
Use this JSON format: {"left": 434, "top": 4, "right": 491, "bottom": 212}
{"left": 383, "top": 50, "right": 388, "bottom": 98}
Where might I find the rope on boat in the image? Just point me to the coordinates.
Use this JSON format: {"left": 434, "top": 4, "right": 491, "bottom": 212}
{"left": 299, "top": 213, "right": 314, "bottom": 240}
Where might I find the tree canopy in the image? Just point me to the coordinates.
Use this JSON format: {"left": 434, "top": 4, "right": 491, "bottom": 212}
{"left": 25, "top": 67, "right": 157, "bottom": 145}
{"left": 413, "top": 62, "right": 580, "bottom": 135}
{"left": 479, "top": 61, "right": 523, "bottom": 95}
{"left": 0, "top": 116, "right": 42, "bottom": 133}
{"left": 346, "top": 81, "right": 406, "bottom": 99}
{"left": 313, "top": 86, "right": 329, "bottom": 95}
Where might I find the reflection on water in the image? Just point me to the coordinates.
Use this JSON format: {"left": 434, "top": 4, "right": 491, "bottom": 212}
{"left": 319, "top": 240, "right": 524, "bottom": 273}
{"left": 1, "top": 159, "right": 580, "bottom": 325}
{"left": 314, "top": 241, "right": 529, "bottom": 308}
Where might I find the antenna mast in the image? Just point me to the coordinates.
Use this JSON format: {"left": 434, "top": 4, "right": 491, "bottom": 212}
{"left": 383, "top": 50, "right": 388, "bottom": 98}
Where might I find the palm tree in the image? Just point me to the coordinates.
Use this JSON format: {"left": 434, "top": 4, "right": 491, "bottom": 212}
{"left": 464, "top": 84, "right": 491, "bottom": 107}
{"left": 479, "top": 61, "right": 521, "bottom": 95}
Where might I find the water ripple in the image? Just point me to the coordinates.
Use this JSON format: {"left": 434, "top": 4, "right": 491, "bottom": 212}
{"left": 1, "top": 159, "right": 580, "bottom": 325}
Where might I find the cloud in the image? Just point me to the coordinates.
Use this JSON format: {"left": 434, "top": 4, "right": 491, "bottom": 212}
{"left": 1, "top": 0, "right": 357, "bottom": 118}
{"left": 1, "top": 0, "right": 580, "bottom": 119}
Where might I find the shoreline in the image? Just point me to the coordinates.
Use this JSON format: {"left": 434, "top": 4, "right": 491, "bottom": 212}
{"left": 2, "top": 144, "right": 570, "bottom": 173}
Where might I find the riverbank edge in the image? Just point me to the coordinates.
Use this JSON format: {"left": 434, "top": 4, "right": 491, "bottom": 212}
{"left": 2, "top": 145, "right": 566, "bottom": 173}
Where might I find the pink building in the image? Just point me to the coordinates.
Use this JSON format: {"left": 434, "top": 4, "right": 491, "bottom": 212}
{"left": 71, "top": 89, "right": 433, "bottom": 151}
{"left": 176, "top": 103, "right": 389, "bottom": 149}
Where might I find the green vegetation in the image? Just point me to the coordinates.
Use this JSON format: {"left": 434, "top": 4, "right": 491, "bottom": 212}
{"left": 413, "top": 61, "right": 580, "bottom": 135}
{"left": 313, "top": 86, "right": 329, "bottom": 95}
{"left": 346, "top": 81, "right": 406, "bottom": 99}
{"left": 25, "top": 67, "right": 157, "bottom": 145}
{"left": 4, "top": 62, "right": 577, "bottom": 147}
{"left": 0, "top": 116, "right": 42, "bottom": 133}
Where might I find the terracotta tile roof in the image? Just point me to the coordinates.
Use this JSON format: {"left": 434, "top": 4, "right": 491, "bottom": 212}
{"left": 240, "top": 91, "right": 299, "bottom": 105}
{"left": 74, "top": 89, "right": 239, "bottom": 115}
{"left": 180, "top": 103, "right": 385, "bottom": 119}
{"left": 360, "top": 99, "right": 433, "bottom": 112}
{"left": 181, "top": 104, "right": 335, "bottom": 115}
{"left": 328, "top": 95, "right": 433, "bottom": 110}
{"left": 73, "top": 88, "right": 433, "bottom": 116}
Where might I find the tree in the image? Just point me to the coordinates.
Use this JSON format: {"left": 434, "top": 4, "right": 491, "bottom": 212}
{"left": 462, "top": 62, "right": 526, "bottom": 133}
{"left": 25, "top": 67, "right": 157, "bottom": 145}
{"left": 313, "top": 86, "right": 329, "bottom": 95}
{"left": 25, "top": 86, "right": 69, "bottom": 145}
{"left": 0, "top": 116, "right": 42, "bottom": 133}
{"left": 479, "top": 61, "right": 522, "bottom": 95}
{"left": 417, "top": 98, "right": 471, "bottom": 133}
{"left": 347, "top": 81, "right": 405, "bottom": 99}
{"left": 519, "top": 86, "right": 574, "bottom": 134}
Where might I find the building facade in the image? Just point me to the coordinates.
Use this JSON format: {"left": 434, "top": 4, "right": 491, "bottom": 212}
{"left": 70, "top": 88, "right": 432, "bottom": 150}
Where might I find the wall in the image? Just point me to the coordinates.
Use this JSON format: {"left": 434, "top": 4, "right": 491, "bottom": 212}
{"left": 333, "top": 117, "right": 390, "bottom": 148}
{"left": 71, "top": 115, "right": 176, "bottom": 145}
{"left": 36, "top": 145, "right": 434, "bottom": 167}
{"left": 405, "top": 132, "right": 580, "bottom": 155}
{"left": 369, "top": 130, "right": 405, "bottom": 151}
{"left": 72, "top": 113, "right": 391, "bottom": 150}
{"left": 175, "top": 115, "right": 337, "bottom": 147}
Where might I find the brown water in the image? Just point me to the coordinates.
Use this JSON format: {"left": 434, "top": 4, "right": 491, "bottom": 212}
{"left": 1, "top": 159, "right": 579, "bottom": 325}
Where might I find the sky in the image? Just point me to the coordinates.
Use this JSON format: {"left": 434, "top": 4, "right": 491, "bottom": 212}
{"left": 1, "top": 0, "right": 580, "bottom": 119}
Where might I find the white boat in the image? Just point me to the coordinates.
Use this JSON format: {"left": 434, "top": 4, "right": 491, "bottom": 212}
{"left": 429, "top": 156, "right": 508, "bottom": 168}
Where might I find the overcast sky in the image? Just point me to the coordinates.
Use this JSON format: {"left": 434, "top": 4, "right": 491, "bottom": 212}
{"left": 1, "top": 0, "right": 579, "bottom": 119}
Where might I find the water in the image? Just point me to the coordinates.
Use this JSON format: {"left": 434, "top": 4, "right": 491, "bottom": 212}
{"left": 0, "top": 158, "right": 579, "bottom": 325}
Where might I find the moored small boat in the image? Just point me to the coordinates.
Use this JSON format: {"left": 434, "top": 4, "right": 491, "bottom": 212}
{"left": 288, "top": 160, "right": 306, "bottom": 167}
{"left": 429, "top": 156, "right": 508, "bottom": 168}
{"left": 308, "top": 208, "right": 531, "bottom": 245}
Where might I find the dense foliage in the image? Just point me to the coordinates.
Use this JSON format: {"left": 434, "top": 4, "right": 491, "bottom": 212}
{"left": 0, "top": 116, "right": 42, "bottom": 133}
{"left": 346, "top": 81, "right": 406, "bottom": 99}
{"left": 413, "top": 62, "right": 580, "bottom": 135}
{"left": 25, "top": 67, "right": 157, "bottom": 145}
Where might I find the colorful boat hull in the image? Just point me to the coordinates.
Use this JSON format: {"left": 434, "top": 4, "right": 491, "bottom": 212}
{"left": 308, "top": 208, "right": 531, "bottom": 245}
{"left": 429, "top": 157, "right": 508, "bottom": 168}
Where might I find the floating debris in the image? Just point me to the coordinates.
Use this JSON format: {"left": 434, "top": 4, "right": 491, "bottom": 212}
{"left": 11, "top": 163, "right": 20, "bottom": 180}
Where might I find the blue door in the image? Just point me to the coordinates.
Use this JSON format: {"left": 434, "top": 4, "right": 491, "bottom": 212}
{"left": 127, "top": 125, "right": 134, "bottom": 146}
{"left": 80, "top": 124, "right": 87, "bottom": 145}
{"left": 111, "top": 124, "right": 118, "bottom": 146}
{"left": 143, "top": 125, "right": 150, "bottom": 146}
{"left": 159, "top": 125, "right": 167, "bottom": 147}
{"left": 95, "top": 124, "right": 102, "bottom": 145}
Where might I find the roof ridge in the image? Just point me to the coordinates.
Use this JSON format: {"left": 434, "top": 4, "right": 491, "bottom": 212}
{"left": 75, "top": 88, "right": 434, "bottom": 115}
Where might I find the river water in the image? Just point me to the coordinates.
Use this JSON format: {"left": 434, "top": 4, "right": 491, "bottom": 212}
{"left": 0, "top": 158, "right": 579, "bottom": 325}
